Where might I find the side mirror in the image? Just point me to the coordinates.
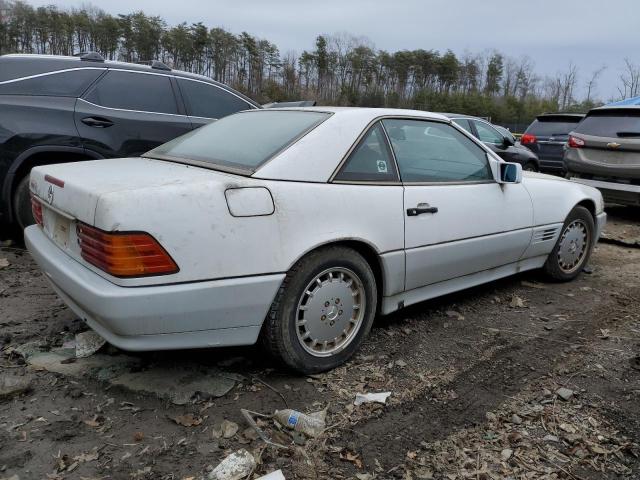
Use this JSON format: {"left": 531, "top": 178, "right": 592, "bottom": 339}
{"left": 498, "top": 162, "right": 522, "bottom": 184}
{"left": 502, "top": 134, "right": 515, "bottom": 147}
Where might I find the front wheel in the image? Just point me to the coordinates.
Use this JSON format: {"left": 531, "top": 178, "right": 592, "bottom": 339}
{"left": 262, "top": 246, "right": 377, "bottom": 374}
{"left": 523, "top": 162, "right": 538, "bottom": 172}
{"left": 543, "top": 206, "right": 594, "bottom": 281}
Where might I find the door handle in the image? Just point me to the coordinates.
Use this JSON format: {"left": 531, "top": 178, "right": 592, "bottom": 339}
{"left": 81, "top": 116, "right": 114, "bottom": 128}
{"left": 407, "top": 205, "right": 438, "bottom": 216}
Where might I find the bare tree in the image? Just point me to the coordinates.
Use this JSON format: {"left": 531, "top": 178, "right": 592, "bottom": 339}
{"left": 585, "top": 65, "right": 606, "bottom": 103}
{"left": 617, "top": 58, "right": 640, "bottom": 99}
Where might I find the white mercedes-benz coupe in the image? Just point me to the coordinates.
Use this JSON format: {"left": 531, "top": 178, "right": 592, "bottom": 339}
{"left": 25, "top": 107, "right": 606, "bottom": 373}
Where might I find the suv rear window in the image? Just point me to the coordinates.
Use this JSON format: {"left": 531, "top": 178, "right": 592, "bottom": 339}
{"left": 145, "top": 110, "right": 331, "bottom": 173}
{"left": 574, "top": 110, "right": 640, "bottom": 138}
{"left": 177, "top": 79, "right": 253, "bottom": 119}
{"left": 0, "top": 68, "right": 103, "bottom": 97}
{"left": 526, "top": 117, "right": 582, "bottom": 136}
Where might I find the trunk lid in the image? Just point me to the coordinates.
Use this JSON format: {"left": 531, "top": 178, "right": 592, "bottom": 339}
{"left": 30, "top": 158, "right": 223, "bottom": 225}
{"left": 29, "top": 158, "right": 241, "bottom": 267}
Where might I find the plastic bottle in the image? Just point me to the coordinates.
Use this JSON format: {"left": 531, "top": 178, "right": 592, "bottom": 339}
{"left": 273, "top": 408, "right": 326, "bottom": 438}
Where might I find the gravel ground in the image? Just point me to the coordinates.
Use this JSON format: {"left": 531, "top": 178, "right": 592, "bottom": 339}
{"left": 0, "top": 207, "right": 639, "bottom": 480}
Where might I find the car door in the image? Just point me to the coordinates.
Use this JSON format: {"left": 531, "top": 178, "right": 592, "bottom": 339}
{"left": 74, "top": 69, "right": 193, "bottom": 158}
{"left": 175, "top": 78, "right": 257, "bottom": 128}
{"left": 382, "top": 118, "right": 533, "bottom": 290}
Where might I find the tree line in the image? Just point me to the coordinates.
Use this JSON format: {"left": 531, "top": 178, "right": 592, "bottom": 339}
{"left": 0, "top": 1, "right": 632, "bottom": 128}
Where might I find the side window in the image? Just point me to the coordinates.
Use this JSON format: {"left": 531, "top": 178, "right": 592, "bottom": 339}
{"left": 334, "top": 123, "right": 399, "bottom": 182}
{"left": 452, "top": 118, "right": 472, "bottom": 133}
{"left": 178, "top": 79, "right": 252, "bottom": 119}
{"left": 0, "top": 69, "right": 103, "bottom": 97}
{"left": 382, "top": 119, "right": 493, "bottom": 183}
{"left": 84, "top": 70, "right": 178, "bottom": 114}
{"left": 472, "top": 120, "right": 504, "bottom": 145}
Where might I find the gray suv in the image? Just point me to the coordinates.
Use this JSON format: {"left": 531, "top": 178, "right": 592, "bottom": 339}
{"left": 565, "top": 106, "right": 640, "bottom": 206}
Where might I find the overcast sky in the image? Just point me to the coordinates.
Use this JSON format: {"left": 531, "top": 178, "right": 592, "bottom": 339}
{"left": 31, "top": 0, "right": 639, "bottom": 101}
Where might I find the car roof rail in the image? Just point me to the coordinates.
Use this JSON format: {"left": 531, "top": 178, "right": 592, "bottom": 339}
{"left": 136, "top": 60, "right": 172, "bottom": 71}
{"left": 75, "top": 52, "right": 105, "bottom": 62}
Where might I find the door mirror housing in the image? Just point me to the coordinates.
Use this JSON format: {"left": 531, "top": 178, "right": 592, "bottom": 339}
{"left": 502, "top": 134, "right": 515, "bottom": 148}
{"left": 498, "top": 162, "right": 522, "bottom": 184}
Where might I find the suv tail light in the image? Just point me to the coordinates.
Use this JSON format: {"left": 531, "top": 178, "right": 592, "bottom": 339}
{"left": 76, "top": 223, "right": 179, "bottom": 277}
{"left": 31, "top": 194, "right": 43, "bottom": 226}
{"left": 568, "top": 135, "right": 585, "bottom": 148}
{"left": 520, "top": 133, "right": 537, "bottom": 145}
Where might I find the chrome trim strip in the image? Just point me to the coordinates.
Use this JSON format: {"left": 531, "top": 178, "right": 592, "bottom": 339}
{"left": 0, "top": 67, "right": 105, "bottom": 85}
{"left": 77, "top": 97, "right": 188, "bottom": 118}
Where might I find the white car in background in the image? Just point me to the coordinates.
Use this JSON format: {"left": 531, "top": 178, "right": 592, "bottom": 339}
{"left": 25, "top": 108, "right": 606, "bottom": 373}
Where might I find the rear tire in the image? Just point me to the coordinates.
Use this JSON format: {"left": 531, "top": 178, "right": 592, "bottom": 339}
{"left": 262, "top": 246, "right": 377, "bottom": 374}
{"left": 13, "top": 176, "right": 35, "bottom": 230}
{"left": 543, "top": 206, "right": 594, "bottom": 281}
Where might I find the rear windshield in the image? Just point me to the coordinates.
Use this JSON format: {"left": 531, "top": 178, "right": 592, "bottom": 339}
{"left": 574, "top": 110, "right": 640, "bottom": 138}
{"left": 145, "top": 110, "right": 331, "bottom": 173}
{"left": 526, "top": 117, "right": 583, "bottom": 136}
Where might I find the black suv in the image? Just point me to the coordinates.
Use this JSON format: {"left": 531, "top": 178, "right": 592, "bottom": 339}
{"left": 441, "top": 113, "right": 540, "bottom": 171}
{"left": 0, "top": 53, "right": 260, "bottom": 229}
{"left": 520, "top": 113, "right": 585, "bottom": 173}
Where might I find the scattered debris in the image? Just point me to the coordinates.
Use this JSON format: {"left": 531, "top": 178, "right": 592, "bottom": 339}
{"left": 0, "top": 375, "right": 32, "bottom": 400}
{"left": 521, "top": 280, "right": 546, "bottom": 289}
{"left": 74, "top": 330, "right": 106, "bottom": 358}
{"left": 212, "top": 419, "right": 239, "bottom": 439}
{"left": 0, "top": 257, "right": 9, "bottom": 268}
{"left": 256, "top": 471, "right": 285, "bottom": 480}
{"left": 556, "top": 387, "right": 575, "bottom": 401}
{"left": 171, "top": 414, "right": 203, "bottom": 427}
{"left": 208, "top": 449, "right": 256, "bottom": 480}
{"left": 501, "top": 448, "right": 513, "bottom": 461}
{"left": 445, "top": 310, "right": 464, "bottom": 320}
{"left": 354, "top": 392, "right": 392, "bottom": 406}
{"left": 273, "top": 408, "right": 326, "bottom": 438}
{"left": 510, "top": 295, "right": 525, "bottom": 308}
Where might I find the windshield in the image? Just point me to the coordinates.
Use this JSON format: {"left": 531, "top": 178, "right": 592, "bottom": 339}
{"left": 145, "top": 110, "right": 331, "bottom": 173}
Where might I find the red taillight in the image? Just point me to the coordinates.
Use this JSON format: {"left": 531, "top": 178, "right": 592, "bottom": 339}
{"left": 568, "top": 135, "right": 585, "bottom": 148}
{"left": 521, "top": 133, "right": 537, "bottom": 145}
{"left": 76, "top": 223, "right": 179, "bottom": 277}
{"left": 31, "top": 194, "right": 43, "bottom": 226}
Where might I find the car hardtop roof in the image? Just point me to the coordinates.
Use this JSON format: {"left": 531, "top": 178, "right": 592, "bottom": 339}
{"left": 260, "top": 106, "right": 450, "bottom": 122}
{"left": 0, "top": 54, "right": 259, "bottom": 107}
{"left": 437, "top": 112, "right": 485, "bottom": 121}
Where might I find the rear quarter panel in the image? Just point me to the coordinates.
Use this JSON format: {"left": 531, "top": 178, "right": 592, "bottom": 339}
{"left": 94, "top": 178, "right": 405, "bottom": 288}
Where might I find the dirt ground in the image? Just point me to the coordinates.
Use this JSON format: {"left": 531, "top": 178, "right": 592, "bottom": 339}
{"left": 1, "top": 207, "right": 639, "bottom": 480}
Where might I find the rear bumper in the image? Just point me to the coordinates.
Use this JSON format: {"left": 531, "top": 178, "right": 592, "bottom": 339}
{"left": 570, "top": 178, "right": 640, "bottom": 207}
{"left": 565, "top": 150, "right": 640, "bottom": 180}
{"left": 25, "top": 225, "right": 285, "bottom": 351}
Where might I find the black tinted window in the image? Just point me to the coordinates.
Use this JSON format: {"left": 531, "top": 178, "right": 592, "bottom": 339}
{"left": 0, "top": 69, "right": 103, "bottom": 96}
{"left": 335, "top": 123, "right": 399, "bottom": 182}
{"left": 527, "top": 118, "right": 582, "bottom": 136}
{"left": 85, "top": 71, "right": 177, "bottom": 114}
{"left": 574, "top": 111, "right": 640, "bottom": 138}
{"left": 178, "top": 79, "right": 252, "bottom": 119}
{"left": 383, "top": 119, "right": 492, "bottom": 183}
